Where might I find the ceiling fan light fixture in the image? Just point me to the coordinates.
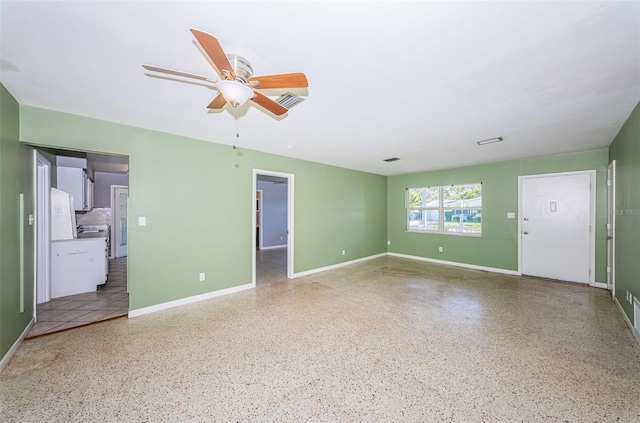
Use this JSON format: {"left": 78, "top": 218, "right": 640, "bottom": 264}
{"left": 215, "top": 80, "right": 254, "bottom": 107}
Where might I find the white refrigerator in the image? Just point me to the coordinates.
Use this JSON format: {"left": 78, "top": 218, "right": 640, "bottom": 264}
{"left": 50, "top": 188, "right": 108, "bottom": 298}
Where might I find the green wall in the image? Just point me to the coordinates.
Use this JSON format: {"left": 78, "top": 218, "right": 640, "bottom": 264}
{"left": 18, "top": 106, "right": 387, "bottom": 311}
{"left": 4, "top": 95, "right": 635, "bottom": 367}
{"left": 0, "top": 85, "right": 35, "bottom": 360}
{"left": 387, "top": 149, "right": 609, "bottom": 280}
{"left": 609, "top": 102, "right": 640, "bottom": 322}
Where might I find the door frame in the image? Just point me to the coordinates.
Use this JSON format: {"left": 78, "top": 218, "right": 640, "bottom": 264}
{"left": 256, "top": 189, "right": 264, "bottom": 250}
{"left": 252, "top": 169, "right": 294, "bottom": 286}
{"left": 110, "top": 184, "right": 128, "bottom": 259}
{"left": 607, "top": 160, "right": 616, "bottom": 295}
{"left": 33, "top": 151, "right": 52, "bottom": 308}
{"left": 517, "top": 170, "right": 596, "bottom": 285}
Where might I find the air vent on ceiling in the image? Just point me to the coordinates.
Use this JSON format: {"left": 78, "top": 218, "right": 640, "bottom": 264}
{"left": 276, "top": 92, "right": 305, "bottom": 109}
{"left": 383, "top": 157, "right": 400, "bottom": 162}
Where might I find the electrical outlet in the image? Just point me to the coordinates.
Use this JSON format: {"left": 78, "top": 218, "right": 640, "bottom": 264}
{"left": 199, "top": 273, "right": 205, "bottom": 282}
{"left": 280, "top": 236, "right": 284, "bottom": 241}
{"left": 438, "top": 247, "right": 443, "bottom": 253}
{"left": 387, "top": 240, "right": 391, "bottom": 246}
{"left": 342, "top": 250, "right": 346, "bottom": 255}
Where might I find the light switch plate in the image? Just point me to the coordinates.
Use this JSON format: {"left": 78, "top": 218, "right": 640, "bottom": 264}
{"left": 507, "top": 212, "right": 515, "bottom": 219}
{"left": 138, "top": 216, "right": 146, "bottom": 226}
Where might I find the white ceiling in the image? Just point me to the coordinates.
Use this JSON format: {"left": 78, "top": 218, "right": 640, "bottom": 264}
{"left": 1, "top": 1, "right": 639, "bottom": 176}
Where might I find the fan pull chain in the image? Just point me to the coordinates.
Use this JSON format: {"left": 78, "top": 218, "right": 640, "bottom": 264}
{"left": 236, "top": 106, "right": 240, "bottom": 139}
{"left": 232, "top": 106, "right": 240, "bottom": 150}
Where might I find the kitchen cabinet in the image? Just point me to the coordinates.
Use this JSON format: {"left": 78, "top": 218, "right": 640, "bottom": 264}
{"left": 86, "top": 178, "right": 94, "bottom": 210}
{"left": 56, "top": 166, "right": 94, "bottom": 211}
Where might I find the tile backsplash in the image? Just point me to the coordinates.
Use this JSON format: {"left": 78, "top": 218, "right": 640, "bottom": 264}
{"left": 76, "top": 208, "right": 111, "bottom": 225}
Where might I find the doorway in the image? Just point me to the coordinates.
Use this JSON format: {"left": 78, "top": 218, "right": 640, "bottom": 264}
{"left": 519, "top": 170, "right": 595, "bottom": 285}
{"left": 252, "top": 169, "right": 294, "bottom": 286}
{"left": 607, "top": 161, "right": 616, "bottom": 295}
{"left": 28, "top": 148, "right": 130, "bottom": 338}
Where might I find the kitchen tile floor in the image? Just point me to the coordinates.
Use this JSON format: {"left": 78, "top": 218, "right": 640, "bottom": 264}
{"left": 27, "top": 257, "right": 128, "bottom": 338}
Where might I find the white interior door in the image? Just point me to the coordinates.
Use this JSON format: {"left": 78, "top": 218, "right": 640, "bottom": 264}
{"left": 113, "top": 186, "right": 128, "bottom": 258}
{"left": 35, "top": 152, "right": 51, "bottom": 304}
{"left": 520, "top": 172, "right": 594, "bottom": 284}
{"left": 607, "top": 161, "right": 616, "bottom": 293}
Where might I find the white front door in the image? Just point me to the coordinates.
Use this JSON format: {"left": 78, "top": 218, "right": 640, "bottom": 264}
{"left": 521, "top": 172, "right": 593, "bottom": 284}
{"left": 113, "top": 186, "right": 128, "bottom": 258}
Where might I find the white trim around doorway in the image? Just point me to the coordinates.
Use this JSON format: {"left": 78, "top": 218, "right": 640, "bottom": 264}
{"left": 34, "top": 151, "right": 52, "bottom": 309}
{"left": 607, "top": 160, "right": 616, "bottom": 296}
{"left": 252, "top": 169, "right": 294, "bottom": 286}
{"left": 256, "top": 189, "right": 264, "bottom": 250}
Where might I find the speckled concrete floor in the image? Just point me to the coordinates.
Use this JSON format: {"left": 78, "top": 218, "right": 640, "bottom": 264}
{"left": 1, "top": 255, "right": 639, "bottom": 422}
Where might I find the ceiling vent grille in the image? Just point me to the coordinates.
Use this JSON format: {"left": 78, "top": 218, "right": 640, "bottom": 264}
{"left": 383, "top": 157, "right": 400, "bottom": 162}
{"left": 276, "top": 93, "right": 305, "bottom": 109}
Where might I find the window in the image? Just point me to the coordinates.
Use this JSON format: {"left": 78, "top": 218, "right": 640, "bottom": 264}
{"left": 406, "top": 183, "right": 482, "bottom": 235}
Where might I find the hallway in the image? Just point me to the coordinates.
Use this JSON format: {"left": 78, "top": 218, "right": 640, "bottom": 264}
{"left": 256, "top": 247, "right": 287, "bottom": 285}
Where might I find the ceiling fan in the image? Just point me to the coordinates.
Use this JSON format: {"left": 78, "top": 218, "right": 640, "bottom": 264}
{"left": 142, "top": 29, "right": 308, "bottom": 116}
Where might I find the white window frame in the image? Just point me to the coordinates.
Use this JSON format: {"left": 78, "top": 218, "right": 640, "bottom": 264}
{"left": 406, "top": 184, "right": 482, "bottom": 237}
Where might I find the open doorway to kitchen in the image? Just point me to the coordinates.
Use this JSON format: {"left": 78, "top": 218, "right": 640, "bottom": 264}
{"left": 27, "top": 148, "right": 130, "bottom": 338}
{"left": 253, "top": 169, "right": 294, "bottom": 286}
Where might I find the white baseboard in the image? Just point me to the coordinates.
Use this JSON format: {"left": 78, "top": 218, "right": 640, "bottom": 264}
{"left": 613, "top": 296, "right": 640, "bottom": 347}
{"left": 0, "top": 318, "right": 35, "bottom": 374}
{"left": 593, "top": 282, "right": 608, "bottom": 289}
{"left": 259, "top": 244, "right": 287, "bottom": 251}
{"left": 129, "top": 283, "right": 254, "bottom": 318}
{"left": 293, "top": 253, "right": 387, "bottom": 278}
{"left": 388, "top": 252, "right": 521, "bottom": 276}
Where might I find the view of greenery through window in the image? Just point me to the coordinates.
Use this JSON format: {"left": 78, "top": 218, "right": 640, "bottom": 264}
{"left": 407, "top": 183, "right": 482, "bottom": 235}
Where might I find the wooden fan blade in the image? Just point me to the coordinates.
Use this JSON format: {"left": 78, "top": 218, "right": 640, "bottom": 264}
{"left": 248, "top": 73, "right": 308, "bottom": 89}
{"left": 142, "top": 64, "right": 218, "bottom": 83}
{"left": 207, "top": 94, "right": 227, "bottom": 109}
{"left": 189, "top": 29, "right": 236, "bottom": 80}
{"left": 251, "top": 91, "right": 288, "bottom": 116}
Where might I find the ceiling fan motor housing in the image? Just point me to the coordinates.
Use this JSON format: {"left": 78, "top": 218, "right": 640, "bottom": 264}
{"left": 226, "top": 54, "right": 253, "bottom": 83}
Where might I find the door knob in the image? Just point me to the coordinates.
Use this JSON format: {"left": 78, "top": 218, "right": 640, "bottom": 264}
{"left": 523, "top": 217, "right": 529, "bottom": 221}
{"left": 523, "top": 231, "right": 529, "bottom": 235}
{"left": 606, "top": 236, "right": 613, "bottom": 240}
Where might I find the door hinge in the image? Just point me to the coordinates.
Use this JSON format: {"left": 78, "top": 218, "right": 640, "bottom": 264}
{"left": 607, "top": 180, "right": 611, "bottom": 186}
{"left": 607, "top": 266, "right": 612, "bottom": 273}
{"left": 607, "top": 223, "right": 611, "bottom": 230}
